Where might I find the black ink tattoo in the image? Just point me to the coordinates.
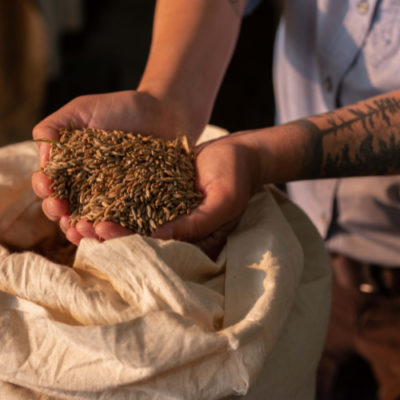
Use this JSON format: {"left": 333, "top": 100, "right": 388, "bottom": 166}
{"left": 295, "top": 97, "right": 400, "bottom": 179}
{"left": 227, "top": 0, "right": 242, "bottom": 17}
{"left": 324, "top": 97, "right": 400, "bottom": 136}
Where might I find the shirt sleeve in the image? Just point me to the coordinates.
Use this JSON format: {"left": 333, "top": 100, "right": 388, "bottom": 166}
{"left": 244, "top": 0, "right": 262, "bottom": 15}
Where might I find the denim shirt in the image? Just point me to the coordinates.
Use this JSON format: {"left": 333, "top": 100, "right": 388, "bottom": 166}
{"left": 271, "top": 0, "right": 400, "bottom": 266}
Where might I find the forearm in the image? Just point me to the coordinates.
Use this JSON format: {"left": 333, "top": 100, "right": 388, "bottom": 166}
{"left": 138, "top": 0, "right": 246, "bottom": 140}
{"left": 243, "top": 90, "right": 400, "bottom": 185}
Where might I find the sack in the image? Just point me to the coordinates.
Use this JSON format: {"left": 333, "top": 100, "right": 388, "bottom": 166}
{"left": 0, "top": 128, "right": 331, "bottom": 400}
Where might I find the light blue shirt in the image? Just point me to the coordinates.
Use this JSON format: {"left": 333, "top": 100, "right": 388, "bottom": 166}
{"left": 268, "top": 0, "right": 400, "bottom": 266}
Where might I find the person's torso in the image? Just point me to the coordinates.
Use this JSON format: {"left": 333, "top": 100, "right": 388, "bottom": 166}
{"left": 274, "top": 0, "right": 400, "bottom": 265}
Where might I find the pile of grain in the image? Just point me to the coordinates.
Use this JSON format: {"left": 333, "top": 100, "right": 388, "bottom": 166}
{"left": 41, "top": 128, "right": 202, "bottom": 236}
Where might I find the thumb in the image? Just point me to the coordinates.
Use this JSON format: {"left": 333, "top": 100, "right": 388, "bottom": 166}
{"left": 33, "top": 123, "right": 61, "bottom": 166}
{"left": 33, "top": 115, "right": 78, "bottom": 166}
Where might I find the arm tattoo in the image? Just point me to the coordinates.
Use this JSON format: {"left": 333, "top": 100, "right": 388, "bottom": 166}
{"left": 296, "top": 97, "right": 400, "bottom": 179}
{"left": 227, "top": 0, "right": 242, "bottom": 17}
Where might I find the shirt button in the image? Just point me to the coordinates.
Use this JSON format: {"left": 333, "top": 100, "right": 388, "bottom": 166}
{"left": 319, "top": 214, "right": 327, "bottom": 225}
{"left": 322, "top": 77, "right": 333, "bottom": 92}
{"left": 357, "top": 1, "right": 369, "bottom": 15}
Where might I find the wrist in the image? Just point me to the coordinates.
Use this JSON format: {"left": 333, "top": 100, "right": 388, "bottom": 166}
{"left": 231, "top": 130, "right": 269, "bottom": 194}
{"left": 233, "top": 123, "right": 309, "bottom": 186}
{"left": 137, "top": 82, "right": 208, "bottom": 142}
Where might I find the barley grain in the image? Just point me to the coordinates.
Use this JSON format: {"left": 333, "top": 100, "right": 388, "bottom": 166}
{"left": 40, "top": 128, "right": 203, "bottom": 236}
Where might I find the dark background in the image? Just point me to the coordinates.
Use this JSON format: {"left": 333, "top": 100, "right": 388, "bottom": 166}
{"left": 43, "top": 0, "right": 281, "bottom": 133}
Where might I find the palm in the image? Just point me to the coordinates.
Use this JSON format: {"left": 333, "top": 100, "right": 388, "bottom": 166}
{"left": 66, "top": 93, "right": 141, "bottom": 131}
{"left": 31, "top": 91, "right": 184, "bottom": 245}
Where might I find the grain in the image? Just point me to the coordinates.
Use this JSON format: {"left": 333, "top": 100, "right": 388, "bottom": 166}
{"left": 40, "top": 128, "right": 203, "bottom": 236}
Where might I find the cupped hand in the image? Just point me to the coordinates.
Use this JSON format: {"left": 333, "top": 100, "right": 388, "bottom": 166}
{"left": 33, "top": 91, "right": 262, "bottom": 256}
{"left": 150, "top": 132, "right": 262, "bottom": 259}
{"left": 32, "top": 90, "right": 191, "bottom": 245}
{"left": 79, "top": 131, "right": 260, "bottom": 257}
{"left": 91, "top": 132, "right": 260, "bottom": 258}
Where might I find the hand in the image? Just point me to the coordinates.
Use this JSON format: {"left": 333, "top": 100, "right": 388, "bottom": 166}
{"left": 151, "top": 132, "right": 262, "bottom": 259}
{"left": 84, "top": 131, "right": 260, "bottom": 259}
{"left": 32, "top": 90, "right": 194, "bottom": 245}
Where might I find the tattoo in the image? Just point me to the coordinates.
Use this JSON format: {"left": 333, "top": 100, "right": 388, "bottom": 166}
{"left": 227, "top": 0, "right": 242, "bottom": 17}
{"left": 291, "top": 120, "right": 324, "bottom": 179}
{"left": 323, "top": 97, "right": 400, "bottom": 136}
{"left": 297, "top": 97, "right": 400, "bottom": 179}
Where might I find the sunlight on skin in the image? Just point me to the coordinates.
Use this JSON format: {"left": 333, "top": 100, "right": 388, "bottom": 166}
{"left": 65, "top": 228, "right": 83, "bottom": 246}
{"left": 42, "top": 198, "right": 69, "bottom": 221}
{"left": 95, "top": 222, "right": 133, "bottom": 240}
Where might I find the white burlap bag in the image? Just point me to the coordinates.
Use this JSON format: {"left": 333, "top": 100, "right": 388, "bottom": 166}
{"left": 0, "top": 127, "right": 331, "bottom": 399}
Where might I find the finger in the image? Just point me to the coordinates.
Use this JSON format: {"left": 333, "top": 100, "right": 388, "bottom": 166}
{"left": 33, "top": 105, "right": 84, "bottom": 165}
{"left": 60, "top": 215, "right": 71, "bottom": 234}
{"left": 33, "top": 121, "right": 61, "bottom": 142}
{"left": 76, "top": 219, "right": 101, "bottom": 240}
{"left": 152, "top": 187, "right": 240, "bottom": 243}
{"left": 42, "top": 197, "right": 69, "bottom": 221}
{"left": 191, "top": 218, "right": 240, "bottom": 260}
{"left": 66, "top": 227, "right": 83, "bottom": 246}
{"left": 32, "top": 172, "right": 53, "bottom": 198}
{"left": 95, "top": 221, "right": 133, "bottom": 240}
{"left": 33, "top": 122, "right": 62, "bottom": 167}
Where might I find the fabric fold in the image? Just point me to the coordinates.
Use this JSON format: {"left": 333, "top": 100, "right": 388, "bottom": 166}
{"left": 0, "top": 130, "right": 330, "bottom": 400}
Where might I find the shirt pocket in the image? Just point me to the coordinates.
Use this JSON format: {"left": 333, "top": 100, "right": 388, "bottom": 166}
{"left": 363, "top": 0, "right": 400, "bottom": 71}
